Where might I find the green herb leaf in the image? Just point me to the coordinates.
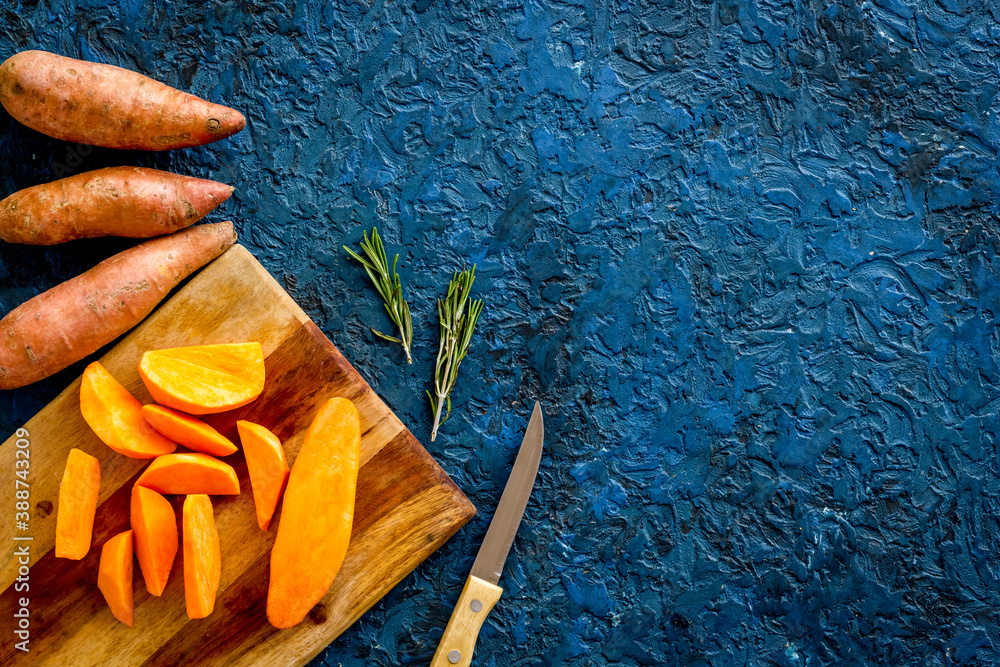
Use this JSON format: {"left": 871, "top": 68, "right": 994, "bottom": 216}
{"left": 428, "top": 266, "right": 483, "bottom": 441}
{"left": 343, "top": 227, "right": 414, "bottom": 364}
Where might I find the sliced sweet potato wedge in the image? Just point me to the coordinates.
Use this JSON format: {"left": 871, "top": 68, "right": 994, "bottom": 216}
{"left": 267, "top": 397, "right": 361, "bottom": 628}
{"left": 183, "top": 494, "right": 221, "bottom": 619}
{"left": 136, "top": 453, "right": 240, "bottom": 495}
{"left": 237, "top": 421, "right": 290, "bottom": 531}
{"left": 141, "top": 404, "right": 237, "bottom": 457}
{"left": 98, "top": 530, "right": 134, "bottom": 627}
{"left": 81, "top": 362, "right": 177, "bottom": 459}
{"left": 138, "top": 342, "right": 265, "bottom": 415}
{"left": 131, "top": 486, "right": 177, "bottom": 596}
{"left": 55, "top": 448, "right": 101, "bottom": 560}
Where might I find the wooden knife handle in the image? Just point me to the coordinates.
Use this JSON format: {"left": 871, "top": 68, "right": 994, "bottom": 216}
{"left": 430, "top": 575, "right": 503, "bottom": 667}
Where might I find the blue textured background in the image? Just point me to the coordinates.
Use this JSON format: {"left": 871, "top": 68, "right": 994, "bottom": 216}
{"left": 2, "top": 0, "right": 1000, "bottom": 665}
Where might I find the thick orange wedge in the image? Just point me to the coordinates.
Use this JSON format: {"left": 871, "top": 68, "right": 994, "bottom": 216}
{"left": 137, "top": 342, "right": 265, "bottom": 415}
{"left": 81, "top": 362, "right": 177, "bottom": 459}
{"left": 136, "top": 453, "right": 240, "bottom": 495}
{"left": 237, "top": 421, "right": 289, "bottom": 531}
{"left": 267, "top": 398, "right": 361, "bottom": 628}
{"left": 98, "top": 530, "right": 134, "bottom": 627}
{"left": 131, "top": 486, "right": 177, "bottom": 596}
{"left": 55, "top": 448, "right": 101, "bottom": 560}
{"left": 141, "top": 405, "right": 237, "bottom": 457}
{"left": 183, "top": 494, "right": 221, "bottom": 619}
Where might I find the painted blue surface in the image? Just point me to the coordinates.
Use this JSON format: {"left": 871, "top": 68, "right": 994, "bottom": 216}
{"left": 1, "top": 0, "right": 999, "bottom": 665}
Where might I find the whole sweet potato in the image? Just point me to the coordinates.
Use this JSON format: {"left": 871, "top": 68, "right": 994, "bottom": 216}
{"left": 0, "top": 221, "right": 237, "bottom": 389}
{"left": 0, "top": 51, "right": 245, "bottom": 150}
{"left": 0, "top": 167, "right": 234, "bottom": 244}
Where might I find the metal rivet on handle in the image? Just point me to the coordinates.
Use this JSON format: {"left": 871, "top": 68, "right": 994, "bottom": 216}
{"left": 470, "top": 599, "right": 483, "bottom": 613}
{"left": 448, "top": 649, "right": 462, "bottom": 664}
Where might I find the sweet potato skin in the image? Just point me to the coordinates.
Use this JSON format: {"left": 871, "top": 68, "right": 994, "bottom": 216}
{"left": 0, "top": 221, "right": 236, "bottom": 390}
{"left": 0, "top": 167, "right": 233, "bottom": 245}
{"left": 0, "top": 51, "right": 245, "bottom": 150}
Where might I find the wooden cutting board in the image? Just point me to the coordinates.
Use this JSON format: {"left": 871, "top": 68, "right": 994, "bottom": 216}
{"left": 0, "top": 245, "right": 476, "bottom": 666}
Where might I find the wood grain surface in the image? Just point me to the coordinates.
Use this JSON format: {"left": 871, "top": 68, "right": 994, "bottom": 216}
{"left": 0, "top": 245, "right": 475, "bottom": 666}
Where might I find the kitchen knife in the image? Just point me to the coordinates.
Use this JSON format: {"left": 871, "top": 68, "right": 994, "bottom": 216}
{"left": 430, "top": 401, "right": 545, "bottom": 666}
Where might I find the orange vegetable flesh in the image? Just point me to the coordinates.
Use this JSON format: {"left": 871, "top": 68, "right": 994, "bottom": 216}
{"left": 81, "top": 362, "right": 177, "bottom": 459}
{"left": 131, "top": 486, "right": 177, "bottom": 596}
{"left": 237, "top": 421, "right": 290, "bottom": 531}
{"left": 98, "top": 530, "right": 134, "bottom": 627}
{"left": 136, "top": 453, "right": 240, "bottom": 495}
{"left": 55, "top": 448, "right": 101, "bottom": 560}
{"left": 138, "top": 342, "right": 265, "bottom": 415}
{"left": 141, "top": 404, "right": 237, "bottom": 457}
{"left": 183, "top": 495, "right": 221, "bottom": 619}
{"left": 267, "top": 397, "right": 361, "bottom": 628}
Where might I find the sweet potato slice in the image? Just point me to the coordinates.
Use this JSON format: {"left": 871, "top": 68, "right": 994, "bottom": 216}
{"left": 138, "top": 342, "right": 265, "bottom": 415}
{"left": 131, "top": 486, "right": 177, "bottom": 596}
{"left": 55, "top": 448, "right": 101, "bottom": 560}
{"left": 141, "top": 405, "right": 237, "bottom": 457}
{"left": 267, "top": 398, "right": 361, "bottom": 628}
{"left": 183, "top": 495, "right": 221, "bottom": 619}
{"left": 236, "top": 421, "right": 290, "bottom": 531}
{"left": 81, "top": 362, "right": 177, "bottom": 459}
{"left": 98, "top": 530, "right": 134, "bottom": 627}
{"left": 136, "top": 453, "right": 240, "bottom": 495}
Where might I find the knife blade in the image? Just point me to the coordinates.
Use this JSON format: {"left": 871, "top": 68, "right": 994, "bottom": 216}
{"left": 430, "top": 402, "right": 545, "bottom": 667}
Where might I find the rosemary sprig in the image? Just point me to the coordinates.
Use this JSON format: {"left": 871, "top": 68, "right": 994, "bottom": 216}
{"left": 427, "top": 266, "right": 484, "bottom": 441}
{"left": 343, "top": 227, "right": 414, "bottom": 364}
